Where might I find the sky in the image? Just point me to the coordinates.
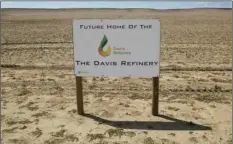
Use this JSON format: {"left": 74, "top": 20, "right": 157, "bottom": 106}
{"left": 1, "top": 1, "right": 232, "bottom": 9}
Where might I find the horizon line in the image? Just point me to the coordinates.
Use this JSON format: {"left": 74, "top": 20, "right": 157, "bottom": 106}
{"left": 2, "top": 7, "right": 232, "bottom": 10}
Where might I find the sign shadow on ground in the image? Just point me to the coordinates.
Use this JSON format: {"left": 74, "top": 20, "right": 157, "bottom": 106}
{"left": 83, "top": 113, "right": 212, "bottom": 131}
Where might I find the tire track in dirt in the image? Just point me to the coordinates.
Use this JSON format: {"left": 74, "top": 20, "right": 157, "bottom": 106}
{"left": 2, "top": 43, "right": 231, "bottom": 67}
{"left": 1, "top": 64, "right": 232, "bottom": 71}
{"left": 1, "top": 42, "right": 73, "bottom": 45}
{"left": 2, "top": 82, "right": 231, "bottom": 93}
{"left": 2, "top": 43, "right": 230, "bottom": 50}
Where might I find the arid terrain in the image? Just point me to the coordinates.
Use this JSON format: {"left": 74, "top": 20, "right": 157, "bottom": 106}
{"left": 1, "top": 8, "right": 232, "bottom": 144}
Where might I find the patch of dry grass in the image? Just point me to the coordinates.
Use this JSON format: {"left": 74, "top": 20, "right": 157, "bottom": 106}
{"left": 167, "top": 106, "right": 180, "bottom": 111}
{"left": 51, "top": 129, "right": 66, "bottom": 137}
{"left": 31, "top": 128, "right": 43, "bottom": 138}
{"left": 9, "top": 138, "right": 28, "bottom": 144}
{"left": 86, "top": 133, "right": 106, "bottom": 142}
{"left": 195, "top": 93, "right": 230, "bottom": 104}
{"left": 6, "top": 119, "right": 32, "bottom": 126}
{"left": 20, "top": 101, "right": 39, "bottom": 111}
{"left": 45, "top": 133, "right": 79, "bottom": 144}
{"left": 32, "top": 111, "right": 49, "bottom": 118}
{"left": 144, "top": 137, "right": 155, "bottom": 144}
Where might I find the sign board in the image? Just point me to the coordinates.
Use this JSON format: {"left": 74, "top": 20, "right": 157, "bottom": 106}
{"left": 73, "top": 19, "right": 160, "bottom": 77}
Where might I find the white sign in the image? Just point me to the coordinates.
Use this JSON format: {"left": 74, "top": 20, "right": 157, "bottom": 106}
{"left": 73, "top": 19, "right": 161, "bottom": 77}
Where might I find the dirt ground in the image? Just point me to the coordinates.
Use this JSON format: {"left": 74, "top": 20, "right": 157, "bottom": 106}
{"left": 1, "top": 8, "right": 232, "bottom": 144}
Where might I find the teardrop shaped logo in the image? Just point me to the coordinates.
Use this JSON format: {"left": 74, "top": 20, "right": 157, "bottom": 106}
{"left": 98, "top": 35, "right": 112, "bottom": 57}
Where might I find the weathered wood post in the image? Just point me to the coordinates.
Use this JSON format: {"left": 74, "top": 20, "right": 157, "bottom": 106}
{"left": 76, "top": 76, "right": 84, "bottom": 115}
{"left": 152, "top": 77, "right": 159, "bottom": 116}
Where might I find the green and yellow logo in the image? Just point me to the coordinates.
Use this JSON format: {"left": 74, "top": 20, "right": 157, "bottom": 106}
{"left": 98, "top": 35, "right": 112, "bottom": 57}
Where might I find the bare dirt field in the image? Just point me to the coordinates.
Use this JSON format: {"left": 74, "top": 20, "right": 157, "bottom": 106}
{"left": 1, "top": 8, "right": 232, "bottom": 144}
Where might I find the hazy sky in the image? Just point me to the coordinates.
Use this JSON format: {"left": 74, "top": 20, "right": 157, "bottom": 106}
{"left": 2, "top": 1, "right": 232, "bottom": 9}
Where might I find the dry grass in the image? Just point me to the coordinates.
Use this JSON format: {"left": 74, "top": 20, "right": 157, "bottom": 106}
{"left": 31, "top": 128, "right": 43, "bottom": 138}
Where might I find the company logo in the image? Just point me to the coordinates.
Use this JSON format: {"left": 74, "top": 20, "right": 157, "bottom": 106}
{"left": 98, "top": 35, "right": 112, "bottom": 57}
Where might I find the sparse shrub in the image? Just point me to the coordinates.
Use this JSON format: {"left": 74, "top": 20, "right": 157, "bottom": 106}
{"left": 87, "top": 133, "right": 105, "bottom": 142}
{"left": 144, "top": 137, "right": 154, "bottom": 144}
{"left": 214, "top": 85, "right": 222, "bottom": 91}
{"left": 31, "top": 128, "right": 43, "bottom": 138}
{"left": 104, "top": 128, "right": 124, "bottom": 138}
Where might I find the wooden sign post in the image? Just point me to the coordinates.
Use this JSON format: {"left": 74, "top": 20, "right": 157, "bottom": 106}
{"left": 75, "top": 76, "right": 160, "bottom": 115}
{"left": 76, "top": 76, "right": 84, "bottom": 115}
{"left": 152, "top": 77, "right": 159, "bottom": 116}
